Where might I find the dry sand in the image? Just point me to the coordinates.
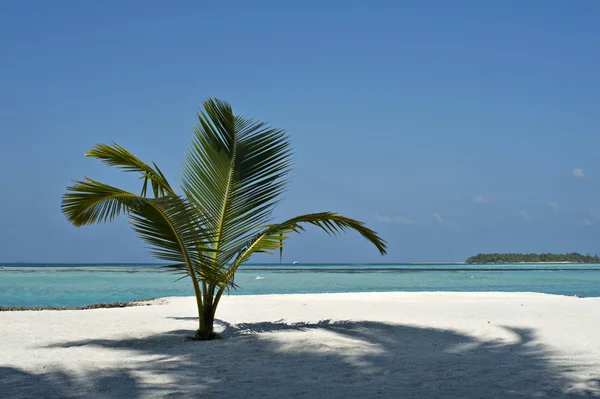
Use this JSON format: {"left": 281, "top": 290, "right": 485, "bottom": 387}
{"left": 1, "top": 292, "right": 599, "bottom": 398}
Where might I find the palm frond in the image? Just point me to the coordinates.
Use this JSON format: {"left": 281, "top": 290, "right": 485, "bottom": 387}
{"left": 86, "top": 142, "right": 174, "bottom": 197}
{"left": 62, "top": 178, "right": 145, "bottom": 226}
{"left": 128, "top": 196, "right": 224, "bottom": 283}
{"left": 220, "top": 212, "right": 388, "bottom": 286}
{"left": 181, "top": 98, "right": 293, "bottom": 267}
{"left": 61, "top": 179, "right": 217, "bottom": 280}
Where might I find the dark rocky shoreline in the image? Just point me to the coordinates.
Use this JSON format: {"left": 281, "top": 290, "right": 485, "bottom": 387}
{"left": 0, "top": 299, "right": 157, "bottom": 312}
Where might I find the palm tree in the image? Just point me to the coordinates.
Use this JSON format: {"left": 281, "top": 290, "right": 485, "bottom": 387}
{"left": 62, "top": 98, "right": 387, "bottom": 340}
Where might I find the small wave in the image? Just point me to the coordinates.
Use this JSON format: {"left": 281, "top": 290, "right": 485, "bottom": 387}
{"left": 255, "top": 276, "right": 265, "bottom": 280}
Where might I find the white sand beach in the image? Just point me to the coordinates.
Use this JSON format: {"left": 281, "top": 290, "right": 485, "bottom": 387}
{"left": 1, "top": 292, "right": 599, "bottom": 398}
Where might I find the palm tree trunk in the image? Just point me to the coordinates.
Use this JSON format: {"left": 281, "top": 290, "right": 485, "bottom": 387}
{"left": 195, "top": 301, "right": 216, "bottom": 340}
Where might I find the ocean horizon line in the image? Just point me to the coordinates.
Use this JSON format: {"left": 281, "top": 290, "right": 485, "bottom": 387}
{"left": 1, "top": 262, "right": 468, "bottom": 267}
{"left": 3, "top": 261, "right": 600, "bottom": 269}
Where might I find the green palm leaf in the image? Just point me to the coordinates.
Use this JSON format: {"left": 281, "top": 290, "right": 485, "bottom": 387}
{"left": 222, "top": 212, "right": 387, "bottom": 287}
{"left": 181, "top": 98, "right": 293, "bottom": 269}
{"left": 62, "top": 178, "right": 145, "bottom": 226}
{"left": 86, "top": 142, "right": 174, "bottom": 197}
{"left": 62, "top": 179, "right": 215, "bottom": 280}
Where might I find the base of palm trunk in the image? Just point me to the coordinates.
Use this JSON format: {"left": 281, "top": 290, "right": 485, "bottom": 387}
{"left": 194, "top": 329, "right": 216, "bottom": 340}
{"left": 193, "top": 306, "right": 217, "bottom": 340}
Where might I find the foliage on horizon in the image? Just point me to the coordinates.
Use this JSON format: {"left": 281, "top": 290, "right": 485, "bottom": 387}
{"left": 465, "top": 252, "right": 600, "bottom": 264}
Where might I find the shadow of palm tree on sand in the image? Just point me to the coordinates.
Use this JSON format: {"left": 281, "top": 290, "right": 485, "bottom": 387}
{"left": 2, "top": 319, "right": 598, "bottom": 398}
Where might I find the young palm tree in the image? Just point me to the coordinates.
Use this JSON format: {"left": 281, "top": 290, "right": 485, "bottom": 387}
{"left": 62, "top": 98, "right": 387, "bottom": 340}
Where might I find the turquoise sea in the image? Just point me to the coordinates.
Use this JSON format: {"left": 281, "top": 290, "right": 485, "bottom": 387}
{"left": 1, "top": 263, "right": 600, "bottom": 307}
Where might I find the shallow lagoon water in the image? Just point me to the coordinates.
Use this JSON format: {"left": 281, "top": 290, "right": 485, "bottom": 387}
{"left": 1, "top": 263, "right": 599, "bottom": 307}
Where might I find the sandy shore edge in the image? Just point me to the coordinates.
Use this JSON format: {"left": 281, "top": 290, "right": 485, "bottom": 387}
{"left": 0, "top": 290, "right": 590, "bottom": 311}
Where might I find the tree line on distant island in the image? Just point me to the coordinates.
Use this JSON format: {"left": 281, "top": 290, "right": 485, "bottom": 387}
{"left": 465, "top": 252, "right": 600, "bottom": 264}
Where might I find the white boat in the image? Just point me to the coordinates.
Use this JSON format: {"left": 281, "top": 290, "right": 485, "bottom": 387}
{"left": 292, "top": 261, "right": 299, "bottom": 265}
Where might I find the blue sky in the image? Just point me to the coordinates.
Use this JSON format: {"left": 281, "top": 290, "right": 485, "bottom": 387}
{"left": 1, "top": 1, "right": 600, "bottom": 263}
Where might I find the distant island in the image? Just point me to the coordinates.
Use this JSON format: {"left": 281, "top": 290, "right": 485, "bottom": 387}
{"left": 466, "top": 252, "right": 600, "bottom": 264}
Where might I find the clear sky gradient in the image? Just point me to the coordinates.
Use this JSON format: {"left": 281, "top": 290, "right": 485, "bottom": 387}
{"left": 1, "top": 1, "right": 599, "bottom": 263}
